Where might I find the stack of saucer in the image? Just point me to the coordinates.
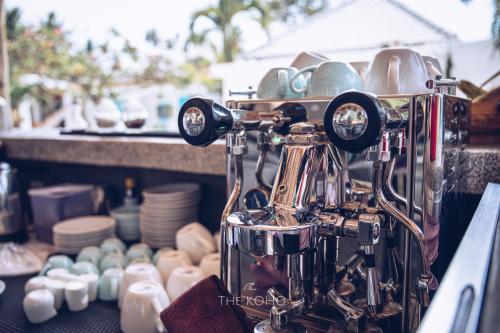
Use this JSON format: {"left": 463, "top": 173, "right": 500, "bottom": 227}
{"left": 53, "top": 216, "right": 116, "bottom": 254}
{"left": 140, "top": 183, "right": 200, "bottom": 248}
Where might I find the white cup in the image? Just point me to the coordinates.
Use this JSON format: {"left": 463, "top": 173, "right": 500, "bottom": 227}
{"left": 166, "top": 266, "right": 204, "bottom": 301}
{"left": 121, "top": 280, "right": 170, "bottom": 333}
{"left": 156, "top": 250, "right": 192, "bottom": 282}
{"left": 79, "top": 273, "right": 99, "bottom": 302}
{"left": 46, "top": 268, "right": 69, "bottom": 280}
{"left": 176, "top": 223, "right": 216, "bottom": 264}
{"left": 365, "top": 48, "right": 430, "bottom": 95}
{"left": 290, "top": 51, "right": 329, "bottom": 70}
{"left": 23, "top": 289, "right": 57, "bottom": 324}
{"left": 422, "top": 55, "right": 443, "bottom": 78}
{"left": 45, "top": 278, "right": 66, "bottom": 310}
{"left": 152, "top": 247, "right": 174, "bottom": 265}
{"left": 65, "top": 281, "right": 89, "bottom": 312}
{"left": 119, "top": 263, "right": 163, "bottom": 308}
{"left": 214, "top": 231, "right": 221, "bottom": 253}
{"left": 199, "top": 253, "right": 220, "bottom": 277}
{"left": 350, "top": 61, "right": 370, "bottom": 83}
{"left": 25, "top": 276, "right": 49, "bottom": 294}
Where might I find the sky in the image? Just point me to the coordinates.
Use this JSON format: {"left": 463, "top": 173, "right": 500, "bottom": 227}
{"left": 6, "top": 0, "right": 496, "bottom": 63}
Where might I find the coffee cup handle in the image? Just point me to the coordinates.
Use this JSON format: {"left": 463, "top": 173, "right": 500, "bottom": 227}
{"left": 277, "top": 70, "right": 288, "bottom": 98}
{"left": 151, "top": 298, "right": 165, "bottom": 332}
{"left": 388, "top": 56, "right": 401, "bottom": 94}
{"left": 426, "top": 60, "right": 441, "bottom": 78}
{"left": 289, "top": 66, "right": 316, "bottom": 94}
{"left": 40, "top": 262, "right": 53, "bottom": 276}
{"left": 110, "top": 278, "right": 118, "bottom": 298}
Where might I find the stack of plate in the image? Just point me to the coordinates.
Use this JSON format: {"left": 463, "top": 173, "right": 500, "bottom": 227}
{"left": 53, "top": 216, "right": 116, "bottom": 254}
{"left": 140, "top": 183, "right": 201, "bottom": 248}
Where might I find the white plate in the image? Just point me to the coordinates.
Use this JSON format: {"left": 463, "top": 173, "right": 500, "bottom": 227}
{"left": 0, "top": 280, "right": 5, "bottom": 295}
{"left": 143, "top": 183, "right": 200, "bottom": 197}
{"left": 53, "top": 216, "right": 116, "bottom": 235}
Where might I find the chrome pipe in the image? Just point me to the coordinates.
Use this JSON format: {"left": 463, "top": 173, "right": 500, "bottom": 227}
{"left": 384, "top": 157, "right": 423, "bottom": 215}
{"left": 373, "top": 161, "right": 431, "bottom": 276}
{"left": 255, "top": 150, "right": 273, "bottom": 193}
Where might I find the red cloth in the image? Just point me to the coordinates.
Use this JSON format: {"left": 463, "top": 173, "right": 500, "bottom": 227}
{"left": 160, "top": 275, "right": 254, "bottom": 333}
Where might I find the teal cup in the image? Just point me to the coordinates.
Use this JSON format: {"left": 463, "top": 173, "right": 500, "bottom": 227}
{"left": 100, "top": 252, "right": 128, "bottom": 271}
{"left": 257, "top": 67, "right": 306, "bottom": 99}
{"left": 40, "top": 255, "right": 74, "bottom": 275}
{"left": 98, "top": 268, "right": 124, "bottom": 301}
{"left": 77, "top": 249, "right": 102, "bottom": 266}
{"left": 100, "top": 238, "right": 126, "bottom": 255}
{"left": 71, "top": 261, "right": 99, "bottom": 275}
{"left": 126, "top": 243, "right": 153, "bottom": 261}
{"left": 289, "top": 61, "right": 362, "bottom": 97}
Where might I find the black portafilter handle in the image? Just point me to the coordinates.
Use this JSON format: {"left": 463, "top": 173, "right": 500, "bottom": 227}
{"left": 178, "top": 97, "right": 234, "bottom": 146}
{"left": 323, "top": 91, "right": 387, "bottom": 153}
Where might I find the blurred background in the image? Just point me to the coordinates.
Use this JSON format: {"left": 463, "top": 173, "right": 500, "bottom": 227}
{"left": 0, "top": 0, "right": 498, "bottom": 132}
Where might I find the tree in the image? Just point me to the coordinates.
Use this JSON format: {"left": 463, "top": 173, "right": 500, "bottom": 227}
{"left": 185, "top": 0, "right": 328, "bottom": 63}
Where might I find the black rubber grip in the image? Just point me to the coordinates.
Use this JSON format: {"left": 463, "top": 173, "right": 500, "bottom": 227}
{"left": 324, "top": 91, "right": 386, "bottom": 152}
{"left": 178, "top": 97, "right": 233, "bottom": 146}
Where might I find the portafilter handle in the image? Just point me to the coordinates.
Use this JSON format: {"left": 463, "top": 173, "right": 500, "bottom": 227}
{"left": 178, "top": 97, "right": 234, "bottom": 146}
{"left": 323, "top": 91, "right": 387, "bottom": 153}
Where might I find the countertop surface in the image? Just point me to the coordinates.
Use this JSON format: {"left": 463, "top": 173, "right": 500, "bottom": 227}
{"left": 0, "top": 129, "right": 227, "bottom": 176}
{"left": 0, "top": 130, "right": 498, "bottom": 193}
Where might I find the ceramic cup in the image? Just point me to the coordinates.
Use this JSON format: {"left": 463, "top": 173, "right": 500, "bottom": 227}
{"left": 23, "top": 289, "right": 57, "bottom": 324}
{"left": 364, "top": 48, "right": 430, "bottom": 95}
{"left": 79, "top": 273, "right": 99, "bottom": 302}
{"left": 40, "top": 255, "right": 74, "bottom": 275}
{"left": 166, "top": 266, "right": 204, "bottom": 301}
{"left": 46, "top": 268, "right": 70, "bottom": 280}
{"left": 156, "top": 250, "right": 192, "bottom": 282}
{"left": 257, "top": 67, "right": 306, "bottom": 99}
{"left": 25, "top": 276, "right": 49, "bottom": 294}
{"left": 422, "top": 55, "right": 443, "bottom": 78}
{"left": 152, "top": 247, "right": 174, "bottom": 265}
{"left": 100, "top": 252, "right": 128, "bottom": 271}
{"left": 290, "top": 51, "right": 329, "bottom": 70}
{"left": 126, "top": 243, "right": 153, "bottom": 261}
{"left": 45, "top": 278, "right": 66, "bottom": 310}
{"left": 98, "top": 268, "right": 124, "bottom": 301}
{"left": 214, "top": 231, "right": 221, "bottom": 253}
{"left": 101, "top": 237, "right": 126, "bottom": 255}
{"left": 121, "top": 280, "right": 170, "bottom": 333}
{"left": 54, "top": 272, "right": 81, "bottom": 284}
{"left": 199, "top": 253, "right": 221, "bottom": 277}
{"left": 71, "top": 261, "right": 99, "bottom": 275}
{"left": 128, "top": 256, "right": 152, "bottom": 266}
{"left": 65, "top": 280, "right": 89, "bottom": 312}
{"left": 176, "top": 223, "right": 216, "bottom": 264}
{"left": 76, "top": 248, "right": 102, "bottom": 266}
{"left": 350, "top": 61, "right": 370, "bottom": 84}
{"left": 118, "top": 263, "right": 163, "bottom": 308}
{"left": 289, "top": 61, "right": 362, "bottom": 97}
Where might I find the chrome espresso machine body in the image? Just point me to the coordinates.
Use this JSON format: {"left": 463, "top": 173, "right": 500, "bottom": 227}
{"left": 177, "top": 78, "right": 469, "bottom": 333}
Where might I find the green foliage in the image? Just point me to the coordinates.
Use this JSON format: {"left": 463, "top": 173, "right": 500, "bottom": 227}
{"left": 185, "top": 0, "right": 328, "bottom": 63}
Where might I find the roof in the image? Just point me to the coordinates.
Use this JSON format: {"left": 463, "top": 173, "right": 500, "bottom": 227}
{"left": 245, "top": 0, "right": 457, "bottom": 60}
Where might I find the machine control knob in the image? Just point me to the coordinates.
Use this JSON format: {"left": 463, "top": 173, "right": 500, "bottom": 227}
{"left": 324, "top": 91, "right": 386, "bottom": 153}
{"left": 178, "top": 97, "right": 233, "bottom": 146}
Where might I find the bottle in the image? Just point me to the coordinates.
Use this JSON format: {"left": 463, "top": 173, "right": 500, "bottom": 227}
{"left": 124, "top": 177, "right": 138, "bottom": 206}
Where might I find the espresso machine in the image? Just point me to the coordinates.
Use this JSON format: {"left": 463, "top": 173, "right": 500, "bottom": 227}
{"left": 177, "top": 76, "right": 469, "bottom": 333}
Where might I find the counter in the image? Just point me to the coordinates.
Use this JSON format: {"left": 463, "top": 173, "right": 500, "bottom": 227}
{"left": 0, "top": 130, "right": 226, "bottom": 176}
